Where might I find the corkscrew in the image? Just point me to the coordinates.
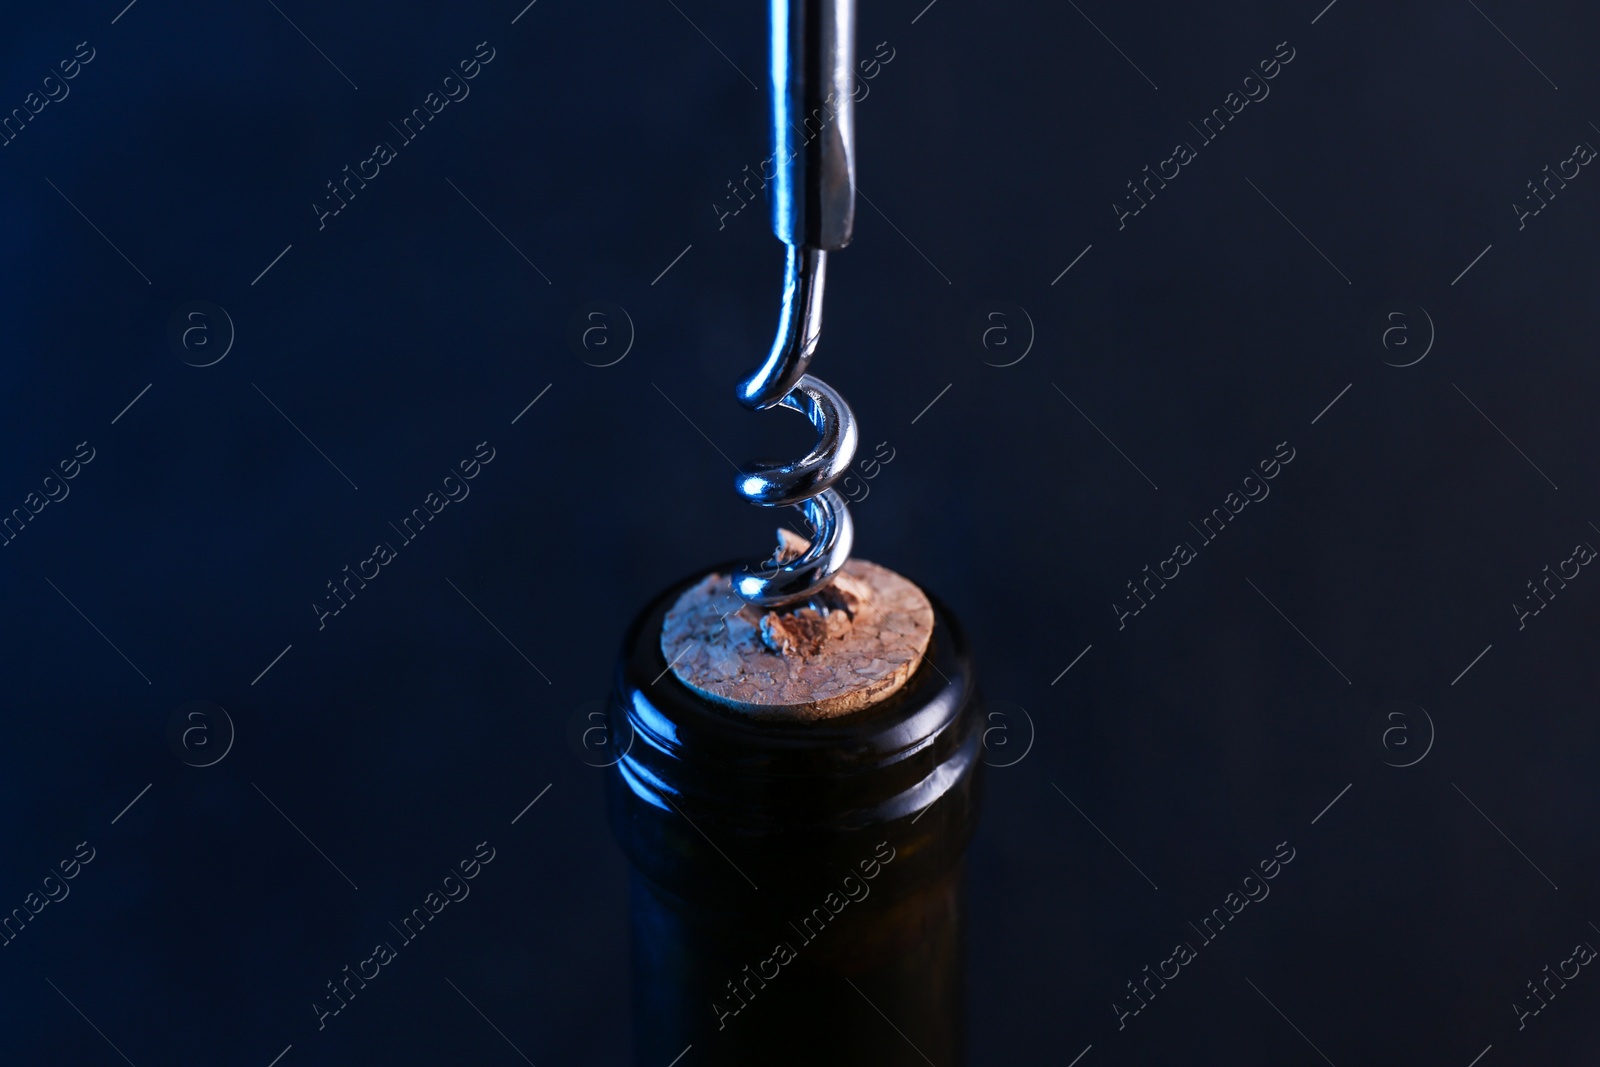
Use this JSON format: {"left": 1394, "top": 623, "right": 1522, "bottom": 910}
{"left": 732, "top": 0, "right": 861, "bottom": 609}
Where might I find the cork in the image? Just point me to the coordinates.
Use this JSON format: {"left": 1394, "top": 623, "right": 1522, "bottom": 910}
{"left": 659, "top": 534, "right": 935, "bottom": 721}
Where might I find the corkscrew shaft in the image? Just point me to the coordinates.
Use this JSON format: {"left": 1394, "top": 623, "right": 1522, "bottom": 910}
{"left": 732, "top": 0, "right": 860, "bottom": 609}
{"left": 769, "top": 0, "right": 857, "bottom": 251}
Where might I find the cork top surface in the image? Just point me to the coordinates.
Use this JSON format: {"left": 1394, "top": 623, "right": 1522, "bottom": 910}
{"left": 659, "top": 556, "right": 934, "bottom": 722}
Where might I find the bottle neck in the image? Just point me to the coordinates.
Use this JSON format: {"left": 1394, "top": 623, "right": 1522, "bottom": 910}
{"left": 607, "top": 566, "right": 983, "bottom": 915}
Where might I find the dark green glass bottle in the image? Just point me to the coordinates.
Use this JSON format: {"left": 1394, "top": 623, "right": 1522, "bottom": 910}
{"left": 607, "top": 569, "right": 984, "bottom": 1065}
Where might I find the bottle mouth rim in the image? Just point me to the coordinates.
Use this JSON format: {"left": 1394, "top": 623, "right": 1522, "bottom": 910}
{"left": 609, "top": 565, "right": 980, "bottom": 833}
{"left": 617, "top": 565, "right": 972, "bottom": 746}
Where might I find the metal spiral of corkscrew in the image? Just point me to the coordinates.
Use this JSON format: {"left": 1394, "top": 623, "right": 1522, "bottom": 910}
{"left": 732, "top": 0, "right": 861, "bottom": 609}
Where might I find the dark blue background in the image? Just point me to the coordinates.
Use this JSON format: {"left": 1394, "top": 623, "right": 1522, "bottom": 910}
{"left": 1, "top": 0, "right": 1597, "bottom": 1063}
